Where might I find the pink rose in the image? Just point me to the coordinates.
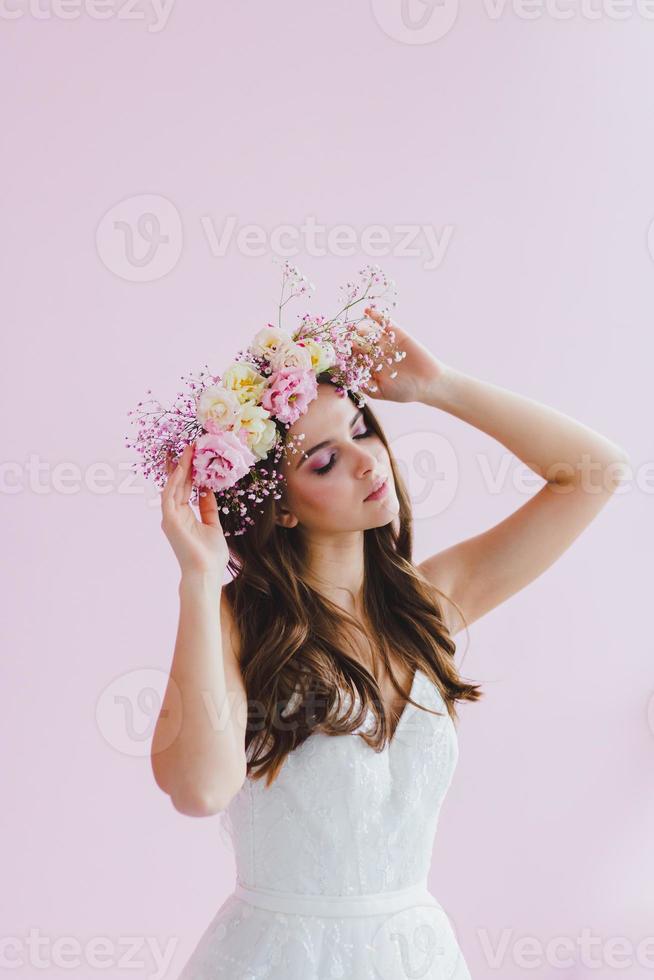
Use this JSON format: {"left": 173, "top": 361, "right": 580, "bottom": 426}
{"left": 192, "top": 429, "right": 256, "bottom": 492}
{"left": 260, "top": 368, "right": 318, "bottom": 425}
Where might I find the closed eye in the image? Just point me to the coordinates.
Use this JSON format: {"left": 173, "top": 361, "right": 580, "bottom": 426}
{"left": 315, "top": 426, "right": 374, "bottom": 475}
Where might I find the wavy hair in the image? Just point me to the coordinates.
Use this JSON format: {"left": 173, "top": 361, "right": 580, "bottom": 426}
{"left": 222, "top": 376, "right": 483, "bottom": 787}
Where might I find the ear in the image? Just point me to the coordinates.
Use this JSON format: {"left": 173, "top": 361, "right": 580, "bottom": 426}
{"left": 274, "top": 503, "right": 299, "bottom": 529}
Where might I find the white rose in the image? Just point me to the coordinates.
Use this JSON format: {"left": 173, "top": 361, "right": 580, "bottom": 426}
{"left": 235, "top": 404, "right": 278, "bottom": 460}
{"left": 250, "top": 417, "right": 278, "bottom": 460}
{"left": 196, "top": 384, "right": 241, "bottom": 429}
{"left": 251, "top": 327, "right": 290, "bottom": 359}
{"left": 268, "top": 339, "right": 313, "bottom": 372}
{"left": 301, "top": 338, "right": 337, "bottom": 374}
{"left": 221, "top": 361, "right": 269, "bottom": 405}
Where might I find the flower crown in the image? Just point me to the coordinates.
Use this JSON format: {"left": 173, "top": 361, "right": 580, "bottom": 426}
{"left": 125, "top": 261, "right": 406, "bottom": 536}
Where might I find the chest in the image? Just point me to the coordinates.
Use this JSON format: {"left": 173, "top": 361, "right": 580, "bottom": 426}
{"left": 345, "top": 632, "right": 415, "bottom": 736}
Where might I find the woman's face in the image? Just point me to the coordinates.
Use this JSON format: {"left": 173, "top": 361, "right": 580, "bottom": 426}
{"left": 276, "top": 383, "right": 400, "bottom": 533}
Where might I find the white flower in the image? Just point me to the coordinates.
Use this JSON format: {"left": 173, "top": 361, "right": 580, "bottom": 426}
{"left": 250, "top": 327, "right": 290, "bottom": 359}
{"left": 251, "top": 419, "right": 278, "bottom": 460}
{"left": 300, "top": 338, "right": 337, "bottom": 374}
{"left": 196, "top": 384, "right": 241, "bottom": 429}
{"left": 268, "top": 339, "right": 314, "bottom": 372}
{"left": 234, "top": 404, "right": 278, "bottom": 460}
{"left": 221, "top": 361, "right": 269, "bottom": 406}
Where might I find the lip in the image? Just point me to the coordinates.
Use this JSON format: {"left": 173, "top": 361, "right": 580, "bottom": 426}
{"left": 364, "top": 477, "right": 389, "bottom": 502}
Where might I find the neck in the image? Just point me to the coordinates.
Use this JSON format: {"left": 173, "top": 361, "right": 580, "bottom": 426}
{"left": 303, "top": 529, "right": 366, "bottom": 616}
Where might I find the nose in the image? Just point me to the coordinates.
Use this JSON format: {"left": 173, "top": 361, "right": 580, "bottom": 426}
{"left": 352, "top": 442, "right": 380, "bottom": 477}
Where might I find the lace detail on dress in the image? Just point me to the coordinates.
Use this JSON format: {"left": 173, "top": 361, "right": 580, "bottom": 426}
{"left": 183, "top": 668, "right": 471, "bottom": 980}
{"left": 178, "top": 892, "right": 471, "bottom": 980}
{"left": 217, "top": 670, "right": 457, "bottom": 894}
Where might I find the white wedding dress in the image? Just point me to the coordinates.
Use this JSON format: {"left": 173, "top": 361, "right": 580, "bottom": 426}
{"left": 177, "top": 668, "right": 472, "bottom": 979}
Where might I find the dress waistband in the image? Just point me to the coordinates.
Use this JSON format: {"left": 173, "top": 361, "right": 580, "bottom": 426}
{"left": 233, "top": 879, "right": 440, "bottom": 918}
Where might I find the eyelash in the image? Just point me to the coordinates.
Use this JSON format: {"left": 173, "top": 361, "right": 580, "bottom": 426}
{"left": 314, "top": 427, "right": 374, "bottom": 475}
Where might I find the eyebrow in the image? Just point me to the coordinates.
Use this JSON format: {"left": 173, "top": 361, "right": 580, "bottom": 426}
{"left": 296, "top": 409, "right": 365, "bottom": 469}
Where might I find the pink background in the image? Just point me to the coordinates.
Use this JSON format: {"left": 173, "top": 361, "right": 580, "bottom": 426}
{"left": 2, "top": 3, "right": 652, "bottom": 979}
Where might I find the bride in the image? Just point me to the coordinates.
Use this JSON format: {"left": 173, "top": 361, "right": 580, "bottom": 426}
{"left": 149, "top": 304, "right": 628, "bottom": 980}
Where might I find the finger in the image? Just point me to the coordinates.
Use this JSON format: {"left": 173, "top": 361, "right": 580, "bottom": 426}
{"left": 364, "top": 310, "right": 392, "bottom": 340}
{"left": 181, "top": 447, "right": 194, "bottom": 501}
{"left": 198, "top": 486, "right": 221, "bottom": 528}
{"left": 161, "top": 453, "right": 176, "bottom": 508}
{"left": 354, "top": 321, "right": 380, "bottom": 346}
{"left": 162, "top": 446, "right": 188, "bottom": 508}
{"left": 172, "top": 445, "right": 194, "bottom": 506}
{"left": 165, "top": 447, "right": 187, "bottom": 479}
{"left": 364, "top": 306, "right": 384, "bottom": 325}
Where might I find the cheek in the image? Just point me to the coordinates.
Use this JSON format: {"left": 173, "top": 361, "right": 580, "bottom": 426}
{"left": 300, "top": 478, "right": 339, "bottom": 508}
{"left": 295, "top": 473, "right": 353, "bottom": 513}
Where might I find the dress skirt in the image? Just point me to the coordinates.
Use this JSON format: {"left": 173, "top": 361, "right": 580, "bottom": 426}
{"left": 177, "top": 877, "right": 472, "bottom": 979}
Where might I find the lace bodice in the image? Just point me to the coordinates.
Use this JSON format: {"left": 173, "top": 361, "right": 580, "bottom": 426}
{"left": 218, "top": 668, "right": 459, "bottom": 896}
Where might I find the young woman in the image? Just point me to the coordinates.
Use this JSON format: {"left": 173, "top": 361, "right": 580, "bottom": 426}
{"left": 151, "top": 308, "right": 628, "bottom": 979}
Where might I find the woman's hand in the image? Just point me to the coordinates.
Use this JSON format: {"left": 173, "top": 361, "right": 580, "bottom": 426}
{"left": 354, "top": 306, "right": 447, "bottom": 404}
{"left": 160, "top": 444, "right": 229, "bottom": 578}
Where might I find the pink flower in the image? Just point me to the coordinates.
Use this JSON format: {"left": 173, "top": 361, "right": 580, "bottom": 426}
{"left": 192, "top": 429, "right": 256, "bottom": 492}
{"left": 260, "top": 368, "right": 318, "bottom": 425}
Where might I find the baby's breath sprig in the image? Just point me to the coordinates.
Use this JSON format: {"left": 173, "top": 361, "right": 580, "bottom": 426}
{"left": 125, "top": 262, "right": 405, "bottom": 537}
{"left": 274, "top": 258, "right": 316, "bottom": 329}
{"left": 125, "top": 365, "right": 222, "bottom": 499}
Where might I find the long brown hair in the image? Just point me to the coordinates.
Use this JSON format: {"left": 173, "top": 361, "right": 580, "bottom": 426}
{"left": 223, "top": 378, "right": 483, "bottom": 787}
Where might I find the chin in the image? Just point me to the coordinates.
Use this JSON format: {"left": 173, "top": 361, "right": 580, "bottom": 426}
{"left": 366, "top": 504, "right": 399, "bottom": 529}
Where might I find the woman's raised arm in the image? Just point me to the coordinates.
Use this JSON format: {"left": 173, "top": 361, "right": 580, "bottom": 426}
{"left": 150, "top": 446, "right": 248, "bottom": 817}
